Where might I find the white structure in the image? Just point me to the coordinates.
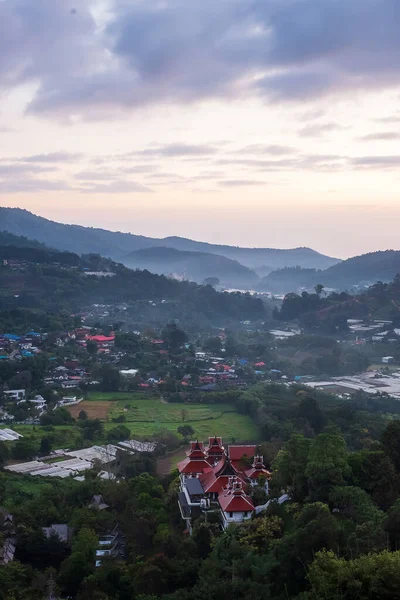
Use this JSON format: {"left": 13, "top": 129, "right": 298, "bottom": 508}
{"left": 3, "top": 389, "right": 25, "bottom": 401}
{"left": 382, "top": 356, "right": 395, "bottom": 364}
{"left": 0, "top": 429, "right": 23, "bottom": 442}
{"left": 119, "top": 369, "right": 139, "bottom": 376}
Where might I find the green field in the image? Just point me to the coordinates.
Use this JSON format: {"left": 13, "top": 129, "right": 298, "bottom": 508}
{"left": 1, "top": 393, "right": 259, "bottom": 450}
{"left": 90, "top": 392, "right": 259, "bottom": 442}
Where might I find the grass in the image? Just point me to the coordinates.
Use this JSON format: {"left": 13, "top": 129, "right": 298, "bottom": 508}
{"left": 86, "top": 392, "right": 259, "bottom": 441}
{"left": 1, "top": 393, "right": 259, "bottom": 455}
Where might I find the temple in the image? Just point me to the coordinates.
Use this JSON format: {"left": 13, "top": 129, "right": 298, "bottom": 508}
{"left": 177, "top": 436, "right": 271, "bottom": 532}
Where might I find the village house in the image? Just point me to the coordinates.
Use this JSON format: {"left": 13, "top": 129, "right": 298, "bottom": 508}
{"left": 177, "top": 437, "right": 271, "bottom": 532}
{"left": 96, "top": 523, "right": 125, "bottom": 568}
{"left": 3, "top": 389, "right": 26, "bottom": 401}
{"left": 0, "top": 508, "right": 16, "bottom": 565}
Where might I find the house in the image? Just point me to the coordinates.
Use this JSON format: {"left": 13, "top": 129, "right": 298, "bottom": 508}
{"left": 96, "top": 523, "right": 125, "bottom": 567}
{"left": 382, "top": 356, "right": 394, "bottom": 364}
{"left": 177, "top": 437, "right": 271, "bottom": 532}
{"left": 42, "top": 524, "right": 72, "bottom": 545}
{"left": 89, "top": 495, "right": 109, "bottom": 511}
{"left": 22, "top": 395, "right": 47, "bottom": 414}
{"left": 4, "top": 389, "right": 26, "bottom": 401}
{"left": 0, "top": 508, "right": 16, "bottom": 565}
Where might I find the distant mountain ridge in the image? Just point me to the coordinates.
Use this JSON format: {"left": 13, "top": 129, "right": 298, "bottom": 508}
{"left": 259, "top": 250, "right": 400, "bottom": 292}
{"left": 124, "top": 246, "right": 259, "bottom": 287}
{"left": 0, "top": 208, "right": 339, "bottom": 275}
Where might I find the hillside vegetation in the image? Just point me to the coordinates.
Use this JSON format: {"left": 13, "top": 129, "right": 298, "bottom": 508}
{"left": 259, "top": 250, "right": 400, "bottom": 293}
{"left": 0, "top": 240, "right": 266, "bottom": 328}
{"left": 123, "top": 246, "right": 259, "bottom": 288}
{"left": 0, "top": 208, "right": 339, "bottom": 276}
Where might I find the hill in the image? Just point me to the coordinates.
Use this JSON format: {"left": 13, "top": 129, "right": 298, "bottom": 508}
{"left": 259, "top": 250, "right": 400, "bottom": 293}
{"left": 0, "top": 208, "right": 339, "bottom": 272}
{"left": 0, "top": 239, "right": 266, "bottom": 328}
{"left": 160, "top": 235, "right": 339, "bottom": 271}
{"left": 0, "top": 230, "right": 48, "bottom": 250}
{"left": 123, "top": 246, "right": 259, "bottom": 288}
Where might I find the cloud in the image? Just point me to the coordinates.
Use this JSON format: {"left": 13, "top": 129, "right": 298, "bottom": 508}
{"left": 75, "top": 170, "right": 118, "bottom": 181}
{"left": 358, "top": 132, "right": 400, "bottom": 141}
{"left": 0, "top": 163, "right": 56, "bottom": 175}
{"left": 298, "top": 123, "right": 344, "bottom": 138}
{"left": 1, "top": 0, "right": 400, "bottom": 117}
{"left": 21, "top": 152, "right": 82, "bottom": 163}
{"left": 235, "top": 144, "right": 297, "bottom": 155}
{"left": 218, "top": 179, "right": 267, "bottom": 187}
{"left": 351, "top": 155, "right": 400, "bottom": 168}
{"left": 132, "top": 143, "right": 220, "bottom": 158}
{"left": 79, "top": 180, "right": 153, "bottom": 193}
{"left": 0, "top": 177, "right": 72, "bottom": 193}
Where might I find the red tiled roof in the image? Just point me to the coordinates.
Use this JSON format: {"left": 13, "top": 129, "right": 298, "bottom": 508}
{"left": 218, "top": 491, "right": 255, "bottom": 512}
{"left": 245, "top": 467, "right": 272, "bottom": 480}
{"left": 206, "top": 436, "right": 224, "bottom": 454}
{"left": 228, "top": 445, "right": 257, "bottom": 461}
{"left": 87, "top": 335, "right": 115, "bottom": 342}
{"left": 178, "top": 458, "right": 212, "bottom": 474}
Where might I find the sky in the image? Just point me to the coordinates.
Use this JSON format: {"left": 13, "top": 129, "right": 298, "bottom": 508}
{"left": 1, "top": 0, "right": 400, "bottom": 258}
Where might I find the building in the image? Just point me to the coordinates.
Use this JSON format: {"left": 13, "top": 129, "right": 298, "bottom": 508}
{"left": 3, "top": 389, "right": 26, "bottom": 401}
{"left": 0, "top": 509, "right": 16, "bottom": 565}
{"left": 96, "top": 524, "right": 125, "bottom": 568}
{"left": 177, "top": 437, "right": 271, "bottom": 532}
{"left": 382, "top": 356, "right": 394, "bottom": 364}
{"left": 42, "top": 524, "right": 72, "bottom": 545}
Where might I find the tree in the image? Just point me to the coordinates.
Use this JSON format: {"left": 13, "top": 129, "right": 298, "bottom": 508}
{"left": 162, "top": 323, "right": 188, "bottom": 352}
{"left": 79, "top": 418, "right": 104, "bottom": 441}
{"left": 349, "top": 449, "right": 400, "bottom": 510}
{"left": 177, "top": 425, "right": 195, "bottom": 438}
{"left": 39, "top": 436, "right": 52, "bottom": 455}
{"left": 7, "top": 370, "right": 32, "bottom": 390}
{"left": 59, "top": 529, "right": 98, "bottom": 597}
{"left": 202, "top": 277, "right": 220, "bottom": 287}
{"left": 382, "top": 420, "right": 400, "bottom": 471}
{"left": 98, "top": 365, "right": 120, "bottom": 392}
{"left": 386, "top": 499, "right": 400, "bottom": 551}
{"left": 192, "top": 522, "right": 213, "bottom": 559}
{"left": 203, "top": 337, "right": 222, "bottom": 354}
{"left": 0, "top": 442, "right": 9, "bottom": 469}
{"left": 314, "top": 284, "right": 324, "bottom": 296}
{"left": 307, "top": 549, "right": 400, "bottom": 600}
{"left": 298, "top": 396, "right": 326, "bottom": 433}
{"left": 78, "top": 410, "right": 88, "bottom": 420}
{"left": 12, "top": 437, "right": 39, "bottom": 460}
{"left": 107, "top": 425, "right": 130, "bottom": 442}
{"left": 305, "top": 431, "right": 350, "bottom": 501}
{"left": 86, "top": 340, "right": 98, "bottom": 356}
{"left": 273, "top": 434, "right": 311, "bottom": 501}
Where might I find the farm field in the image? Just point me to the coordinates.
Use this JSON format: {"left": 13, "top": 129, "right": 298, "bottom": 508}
{"left": 89, "top": 392, "right": 259, "bottom": 442}
{"left": 67, "top": 400, "right": 113, "bottom": 420}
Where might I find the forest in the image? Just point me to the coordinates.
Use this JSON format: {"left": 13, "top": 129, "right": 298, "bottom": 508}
{"left": 2, "top": 382, "right": 400, "bottom": 599}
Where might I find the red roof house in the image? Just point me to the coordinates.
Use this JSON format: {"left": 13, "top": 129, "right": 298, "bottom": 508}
{"left": 177, "top": 441, "right": 213, "bottom": 475}
{"left": 178, "top": 437, "right": 270, "bottom": 530}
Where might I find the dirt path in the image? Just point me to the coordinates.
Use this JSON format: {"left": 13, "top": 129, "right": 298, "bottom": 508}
{"left": 157, "top": 447, "right": 186, "bottom": 476}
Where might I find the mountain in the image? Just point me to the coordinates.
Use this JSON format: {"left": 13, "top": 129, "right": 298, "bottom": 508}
{"left": 0, "top": 230, "right": 48, "bottom": 249}
{"left": 0, "top": 236, "right": 266, "bottom": 327}
{"left": 123, "top": 246, "right": 259, "bottom": 288}
{"left": 0, "top": 208, "right": 339, "bottom": 272}
{"left": 157, "top": 236, "right": 339, "bottom": 271}
{"left": 319, "top": 250, "right": 400, "bottom": 289}
{"left": 259, "top": 250, "right": 400, "bottom": 293}
{"left": 258, "top": 266, "right": 319, "bottom": 294}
